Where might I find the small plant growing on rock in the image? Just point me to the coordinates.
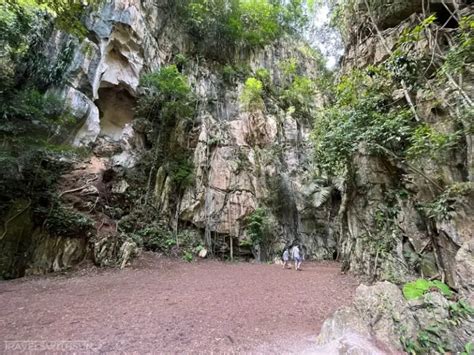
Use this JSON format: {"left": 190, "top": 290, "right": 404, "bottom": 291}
{"left": 402, "top": 279, "right": 453, "bottom": 300}
{"left": 183, "top": 251, "right": 193, "bottom": 262}
{"left": 240, "top": 77, "right": 264, "bottom": 111}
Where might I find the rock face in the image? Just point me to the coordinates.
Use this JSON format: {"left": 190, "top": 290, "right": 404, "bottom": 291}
{"left": 1, "top": 0, "right": 472, "bottom": 311}
{"left": 60, "top": 0, "right": 337, "bottom": 260}
{"left": 0, "top": 200, "right": 89, "bottom": 278}
{"left": 0, "top": 0, "right": 336, "bottom": 278}
{"left": 317, "top": 282, "right": 474, "bottom": 353}
{"left": 317, "top": 282, "right": 417, "bottom": 352}
{"left": 335, "top": 0, "right": 474, "bottom": 298}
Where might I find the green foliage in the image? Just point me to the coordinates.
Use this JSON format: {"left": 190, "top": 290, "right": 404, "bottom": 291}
{"left": 402, "top": 325, "right": 451, "bottom": 354}
{"left": 313, "top": 67, "right": 413, "bottom": 175}
{"left": 0, "top": 0, "right": 75, "bottom": 138}
{"left": 132, "top": 224, "right": 176, "bottom": 251}
{"left": 281, "top": 75, "right": 315, "bottom": 120}
{"left": 222, "top": 64, "right": 238, "bottom": 83}
{"left": 174, "top": 53, "right": 188, "bottom": 68}
{"left": 402, "top": 279, "right": 453, "bottom": 300}
{"left": 255, "top": 67, "right": 271, "bottom": 86}
{"left": 462, "top": 342, "right": 473, "bottom": 355}
{"left": 167, "top": 156, "right": 194, "bottom": 189}
{"left": 278, "top": 57, "right": 298, "bottom": 78}
{"left": 36, "top": 0, "right": 96, "bottom": 37}
{"left": 1, "top": 88, "right": 70, "bottom": 125}
{"left": 176, "top": 0, "right": 310, "bottom": 61}
{"left": 240, "top": 77, "right": 264, "bottom": 111}
{"left": 0, "top": 148, "right": 73, "bottom": 217}
{"left": 419, "top": 182, "right": 472, "bottom": 221}
{"left": 137, "top": 65, "right": 196, "bottom": 205}
{"left": 0, "top": 2, "right": 78, "bottom": 230}
{"left": 449, "top": 299, "right": 474, "bottom": 322}
{"left": 398, "top": 14, "right": 436, "bottom": 44}
{"left": 182, "top": 251, "right": 193, "bottom": 262}
{"left": 137, "top": 65, "right": 195, "bottom": 126}
{"left": 402, "top": 298, "right": 473, "bottom": 354}
{"left": 314, "top": 12, "right": 472, "bottom": 178}
{"left": 221, "top": 63, "right": 251, "bottom": 83}
{"left": 43, "top": 203, "right": 94, "bottom": 237}
{"left": 232, "top": 0, "right": 280, "bottom": 46}
{"left": 407, "top": 124, "right": 460, "bottom": 162}
{"left": 2, "top": 0, "right": 93, "bottom": 39}
{"left": 245, "top": 207, "right": 270, "bottom": 247}
{"left": 439, "top": 15, "right": 474, "bottom": 77}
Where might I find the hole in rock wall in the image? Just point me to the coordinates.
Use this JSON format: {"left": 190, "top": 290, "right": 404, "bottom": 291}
{"left": 96, "top": 87, "right": 136, "bottom": 141}
{"left": 431, "top": 3, "right": 458, "bottom": 28}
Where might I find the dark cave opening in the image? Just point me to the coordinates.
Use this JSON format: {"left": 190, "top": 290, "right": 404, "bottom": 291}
{"left": 96, "top": 87, "right": 136, "bottom": 141}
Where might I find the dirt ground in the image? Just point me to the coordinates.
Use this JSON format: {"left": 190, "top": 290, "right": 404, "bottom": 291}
{"left": 0, "top": 254, "right": 359, "bottom": 353}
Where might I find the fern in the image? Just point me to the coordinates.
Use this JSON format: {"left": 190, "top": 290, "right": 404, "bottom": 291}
{"left": 313, "top": 186, "right": 332, "bottom": 207}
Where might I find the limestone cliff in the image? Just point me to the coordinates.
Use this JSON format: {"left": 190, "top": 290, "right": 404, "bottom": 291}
{"left": 332, "top": 0, "right": 473, "bottom": 295}
{"left": 0, "top": 0, "right": 336, "bottom": 277}
{"left": 314, "top": 1, "right": 473, "bottom": 352}
{"left": 0, "top": 0, "right": 472, "bottom": 302}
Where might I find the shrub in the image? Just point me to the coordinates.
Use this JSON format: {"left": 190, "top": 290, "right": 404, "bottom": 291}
{"left": 278, "top": 57, "right": 298, "bottom": 78}
{"left": 182, "top": 251, "right": 193, "bottom": 262}
{"left": 407, "top": 124, "right": 461, "bottom": 162}
{"left": 222, "top": 64, "right": 238, "bottom": 83}
{"left": 176, "top": 0, "right": 309, "bottom": 61}
{"left": 137, "top": 65, "right": 195, "bottom": 125}
{"left": 312, "top": 67, "right": 414, "bottom": 176}
{"left": 167, "top": 156, "right": 194, "bottom": 190}
{"left": 240, "top": 77, "right": 264, "bottom": 111}
{"left": 255, "top": 68, "right": 271, "bottom": 86}
{"left": 245, "top": 208, "right": 270, "bottom": 247}
{"left": 419, "top": 182, "right": 472, "bottom": 221}
{"left": 44, "top": 204, "right": 94, "bottom": 238}
{"left": 281, "top": 75, "right": 315, "bottom": 119}
{"left": 231, "top": 0, "right": 281, "bottom": 47}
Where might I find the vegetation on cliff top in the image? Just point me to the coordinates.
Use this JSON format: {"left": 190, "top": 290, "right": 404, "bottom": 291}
{"left": 175, "top": 0, "right": 315, "bottom": 61}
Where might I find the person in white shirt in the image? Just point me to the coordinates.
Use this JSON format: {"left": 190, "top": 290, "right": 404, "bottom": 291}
{"left": 282, "top": 248, "right": 290, "bottom": 269}
{"left": 291, "top": 245, "right": 303, "bottom": 271}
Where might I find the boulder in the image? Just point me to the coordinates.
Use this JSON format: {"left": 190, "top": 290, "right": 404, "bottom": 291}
{"left": 317, "top": 282, "right": 418, "bottom": 352}
{"left": 198, "top": 248, "right": 208, "bottom": 259}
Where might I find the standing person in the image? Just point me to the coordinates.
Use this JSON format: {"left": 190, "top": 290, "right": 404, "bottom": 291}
{"left": 282, "top": 248, "right": 290, "bottom": 269}
{"left": 291, "top": 245, "right": 303, "bottom": 271}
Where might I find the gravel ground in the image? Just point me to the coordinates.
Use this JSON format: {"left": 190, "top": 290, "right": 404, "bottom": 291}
{"left": 0, "top": 253, "right": 359, "bottom": 353}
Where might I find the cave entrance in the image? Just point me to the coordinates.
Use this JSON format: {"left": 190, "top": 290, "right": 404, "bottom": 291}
{"left": 96, "top": 87, "right": 136, "bottom": 141}
{"left": 431, "top": 2, "right": 458, "bottom": 28}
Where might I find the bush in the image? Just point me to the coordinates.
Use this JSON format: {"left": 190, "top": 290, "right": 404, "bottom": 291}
{"left": 137, "top": 65, "right": 195, "bottom": 126}
{"left": 312, "top": 67, "right": 414, "bottom": 176}
{"left": 407, "top": 124, "right": 460, "bottom": 162}
{"left": 281, "top": 75, "right": 315, "bottom": 119}
{"left": 245, "top": 208, "right": 270, "bottom": 247}
{"left": 240, "top": 77, "right": 264, "bottom": 111}
{"left": 167, "top": 156, "right": 194, "bottom": 190}
{"left": 182, "top": 251, "right": 193, "bottom": 262}
{"left": 231, "top": 0, "right": 281, "bottom": 47}
{"left": 176, "top": 0, "right": 309, "bottom": 61}
{"left": 255, "top": 68, "right": 271, "bottom": 86}
{"left": 44, "top": 203, "right": 94, "bottom": 238}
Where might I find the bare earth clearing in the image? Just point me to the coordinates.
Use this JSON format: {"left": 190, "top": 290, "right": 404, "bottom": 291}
{"left": 0, "top": 254, "right": 359, "bottom": 353}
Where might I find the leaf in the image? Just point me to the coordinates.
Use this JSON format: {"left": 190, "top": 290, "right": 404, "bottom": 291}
{"left": 430, "top": 280, "right": 453, "bottom": 297}
{"left": 313, "top": 186, "right": 332, "bottom": 207}
{"left": 403, "top": 279, "right": 431, "bottom": 300}
{"left": 403, "top": 279, "right": 454, "bottom": 300}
